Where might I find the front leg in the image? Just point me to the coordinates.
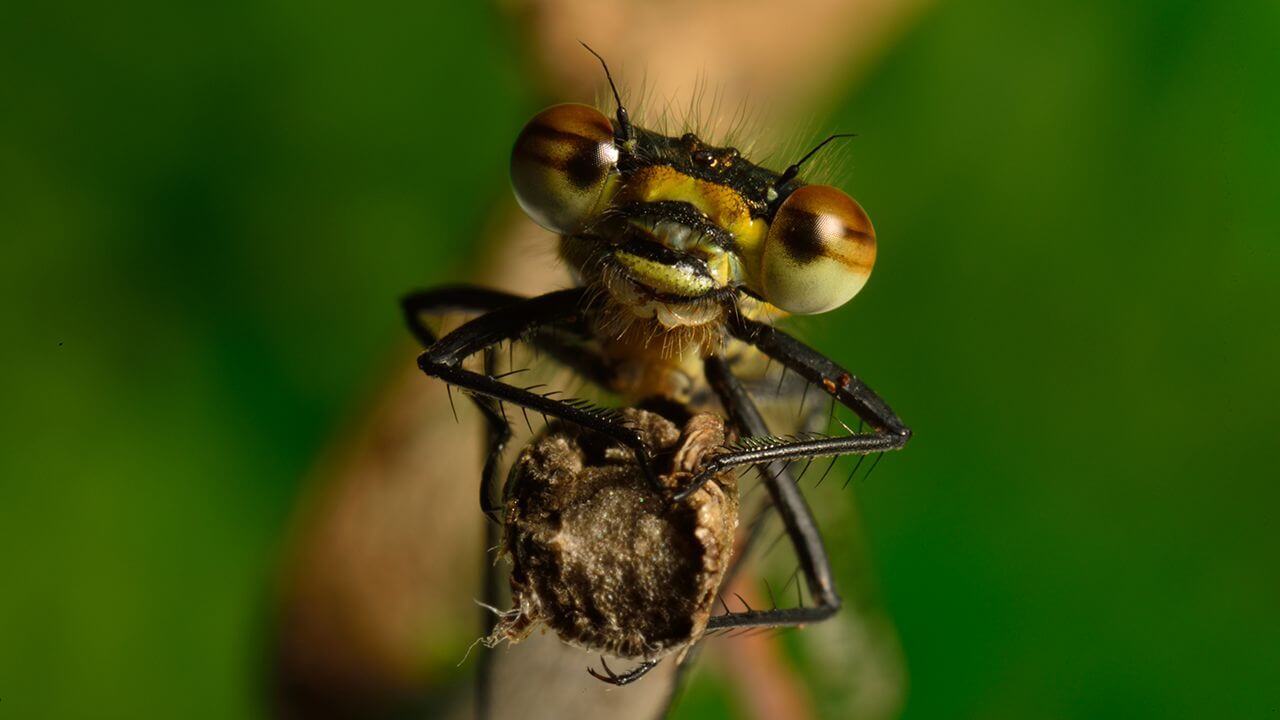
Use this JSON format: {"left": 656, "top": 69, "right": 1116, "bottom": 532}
{"left": 402, "top": 284, "right": 620, "bottom": 519}
{"left": 401, "top": 285, "right": 525, "bottom": 347}
{"left": 414, "top": 287, "right": 661, "bottom": 490}
{"left": 676, "top": 312, "right": 912, "bottom": 500}
{"left": 402, "top": 285, "right": 527, "bottom": 521}
{"left": 403, "top": 285, "right": 613, "bottom": 388}
{"left": 703, "top": 356, "right": 841, "bottom": 631}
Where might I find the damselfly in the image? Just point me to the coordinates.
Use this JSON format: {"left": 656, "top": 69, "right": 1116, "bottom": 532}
{"left": 402, "top": 45, "right": 910, "bottom": 692}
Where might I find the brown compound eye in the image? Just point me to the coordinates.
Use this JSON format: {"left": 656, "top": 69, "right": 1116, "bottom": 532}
{"left": 510, "top": 103, "right": 618, "bottom": 234}
{"left": 761, "top": 185, "right": 877, "bottom": 314}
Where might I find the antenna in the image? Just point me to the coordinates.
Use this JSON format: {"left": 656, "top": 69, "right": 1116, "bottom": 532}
{"left": 775, "top": 133, "right": 857, "bottom": 187}
{"left": 580, "top": 42, "right": 633, "bottom": 144}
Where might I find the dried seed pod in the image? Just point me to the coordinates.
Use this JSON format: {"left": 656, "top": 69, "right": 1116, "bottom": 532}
{"left": 490, "top": 409, "right": 738, "bottom": 661}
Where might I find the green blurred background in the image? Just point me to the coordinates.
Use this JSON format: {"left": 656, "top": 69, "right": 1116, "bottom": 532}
{"left": 3, "top": 0, "right": 1278, "bottom": 718}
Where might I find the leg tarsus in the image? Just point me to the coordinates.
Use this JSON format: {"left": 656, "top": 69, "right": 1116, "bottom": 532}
{"left": 402, "top": 286, "right": 659, "bottom": 506}
{"left": 418, "top": 355, "right": 660, "bottom": 490}
{"left": 587, "top": 657, "right": 660, "bottom": 686}
{"left": 673, "top": 313, "right": 913, "bottom": 499}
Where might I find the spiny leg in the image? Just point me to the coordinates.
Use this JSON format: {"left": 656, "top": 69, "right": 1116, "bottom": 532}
{"left": 660, "top": 484, "right": 775, "bottom": 712}
{"left": 416, "top": 287, "right": 660, "bottom": 488}
{"left": 402, "top": 285, "right": 620, "bottom": 518}
{"left": 401, "top": 285, "right": 524, "bottom": 347}
{"left": 738, "top": 361, "right": 829, "bottom": 434}
{"left": 402, "top": 287, "right": 521, "bottom": 522}
{"left": 703, "top": 356, "right": 841, "bottom": 631}
{"left": 676, "top": 312, "right": 912, "bottom": 499}
{"left": 403, "top": 285, "right": 613, "bottom": 389}
{"left": 401, "top": 287, "right": 533, "bottom": 719}
{"left": 587, "top": 657, "right": 659, "bottom": 686}
{"left": 409, "top": 288, "right": 665, "bottom": 700}
{"left": 403, "top": 285, "right": 625, "bottom": 715}
{"left": 615, "top": 339, "right": 852, "bottom": 698}
{"left": 693, "top": 345, "right": 817, "bottom": 583}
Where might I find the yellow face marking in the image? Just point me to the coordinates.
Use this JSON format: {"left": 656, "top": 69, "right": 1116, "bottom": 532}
{"left": 613, "top": 250, "right": 717, "bottom": 297}
{"left": 610, "top": 166, "right": 770, "bottom": 285}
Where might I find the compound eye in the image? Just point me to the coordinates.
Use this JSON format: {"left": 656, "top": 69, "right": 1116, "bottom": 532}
{"left": 761, "top": 185, "right": 876, "bottom": 314}
{"left": 510, "top": 103, "right": 618, "bottom": 234}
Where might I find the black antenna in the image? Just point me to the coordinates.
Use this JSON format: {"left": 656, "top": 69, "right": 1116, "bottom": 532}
{"left": 580, "top": 42, "right": 633, "bottom": 144}
{"left": 775, "top": 133, "right": 857, "bottom": 187}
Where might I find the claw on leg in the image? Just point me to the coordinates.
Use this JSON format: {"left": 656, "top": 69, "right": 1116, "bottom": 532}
{"left": 586, "top": 656, "right": 659, "bottom": 686}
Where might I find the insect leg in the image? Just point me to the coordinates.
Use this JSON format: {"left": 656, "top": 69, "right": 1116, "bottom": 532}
{"left": 403, "top": 286, "right": 524, "bottom": 521}
{"left": 401, "top": 285, "right": 525, "bottom": 346}
{"left": 703, "top": 356, "right": 840, "bottom": 631}
{"left": 402, "top": 286, "right": 620, "bottom": 716}
{"left": 587, "top": 657, "right": 659, "bottom": 686}
{"left": 403, "top": 285, "right": 613, "bottom": 388}
{"left": 402, "top": 285, "right": 617, "bottom": 519}
{"left": 415, "top": 287, "right": 660, "bottom": 489}
{"left": 675, "top": 314, "right": 912, "bottom": 499}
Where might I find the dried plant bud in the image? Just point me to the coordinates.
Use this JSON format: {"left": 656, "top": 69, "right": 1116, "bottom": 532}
{"left": 490, "top": 409, "right": 738, "bottom": 661}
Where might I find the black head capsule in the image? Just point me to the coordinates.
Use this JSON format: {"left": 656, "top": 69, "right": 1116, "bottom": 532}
{"left": 510, "top": 56, "right": 878, "bottom": 320}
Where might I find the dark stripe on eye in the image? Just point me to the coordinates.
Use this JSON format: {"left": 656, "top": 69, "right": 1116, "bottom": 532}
{"left": 522, "top": 111, "right": 612, "bottom": 146}
{"left": 522, "top": 120, "right": 591, "bottom": 145}
{"left": 777, "top": 209, "right": 827, "bottom": 264}
{"left": 565, "top": 146, "right": 608, "bottom": 189}
{"left": 778, "top": 209, "right": 874, "bottom": 269}
{"left": 518, "top": 128, "right": 609, "bottom": 190}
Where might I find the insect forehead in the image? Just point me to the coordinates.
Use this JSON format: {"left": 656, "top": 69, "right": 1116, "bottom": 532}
{"left": 619, "top": 126, "right": 794, "bottom": 220}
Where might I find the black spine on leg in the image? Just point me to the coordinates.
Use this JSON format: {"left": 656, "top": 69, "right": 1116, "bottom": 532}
{"left": 704, "top": 356, "right": 841, "bottom": 631}
{"left": 674, "top": 309, "right": 913, "bottom": 499}
{"left": 406, "top": 286, "right": 659, "bottom": 490}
